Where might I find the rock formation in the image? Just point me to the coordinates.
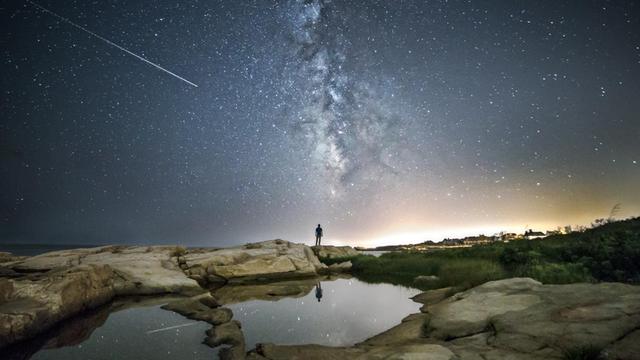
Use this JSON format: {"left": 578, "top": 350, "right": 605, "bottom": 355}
{"left": 2, "top": 241, "right": 640, "bottom": 360}
{"left": 312, "top": 245, "right": 360, "bottom": 259}
{"left": 183, "top": 240, "right": 327, "bottom": 285}
{"left": 0, "top": 240, "right": 328, "bottom": 348}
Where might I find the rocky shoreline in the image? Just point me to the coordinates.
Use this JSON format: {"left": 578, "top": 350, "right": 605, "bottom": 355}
{"left": 242, "top": 278, "right": 640, "bottom": 360}
{"left": 0, "top": 240, "right": 350, "bottom": 349}
{"left": 1, "top": 241, "right": 639, "bottom": 359}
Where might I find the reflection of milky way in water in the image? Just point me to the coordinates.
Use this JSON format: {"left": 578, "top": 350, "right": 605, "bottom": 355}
{"left": 227, "top": 278, "right": 421, "bottom": 346}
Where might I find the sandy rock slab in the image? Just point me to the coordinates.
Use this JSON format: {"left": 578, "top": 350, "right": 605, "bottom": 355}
{"left": 8, "top": 245, "right": 202, "bottom": 295}
{"left": 312, "top": 245, "right": 360, "bottom": 259}
{"left": 183, "top": 240, "right": 327, "bottom": 285}
{"left": 424, "top": 278, "right": 640, "bottom": 358}
{"left": 0, "top": 264, "right": 115, "bottom": 347}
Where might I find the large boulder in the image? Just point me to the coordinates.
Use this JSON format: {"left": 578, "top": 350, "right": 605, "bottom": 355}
{"left": 0, "top": 264, "right": 115, "bottom": 347}
{"left": 10, "top": 245, "right": 202, "bottom": 295}
{"left": 326, "top": 261, "right": 352, "bottom": 273}
{"left": 312, "top": 245, "right": 359, "bottom": 259}
{"left": 204, "top": 320, "right": 246, "bottom": 359}
{"left": 183, "top": 240, "right": 326, "bottom": 284}
{"left": 424, "top": 278, "right": 640, "bottom": 358}
{"left": 426, "top": 278, "right": 543, "bottom": 340}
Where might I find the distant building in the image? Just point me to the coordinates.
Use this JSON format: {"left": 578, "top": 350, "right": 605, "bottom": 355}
{"left": 442, "top": 234, "right": 495, "bottom": 246}
{"left": 463, "top": 235, "right": 495, "bottom": 245}
{"left": 524, "top": 229, "right": 546, "bottom": 240}
{"left": 441, "top": 238, "right": 464, "bottom": 246}
{"left": 500, "top": 232, "right": 520, "bottom": 242}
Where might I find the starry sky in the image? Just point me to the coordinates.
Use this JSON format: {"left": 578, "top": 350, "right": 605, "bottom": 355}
{"left": 1, "top": 0, "right": 639, "bottom": 247}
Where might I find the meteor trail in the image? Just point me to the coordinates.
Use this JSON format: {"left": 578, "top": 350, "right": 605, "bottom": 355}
{"left": 26, "top": 0, "right": 198, "bottom": 88}
{"left": 146, "top": 322, "right": 198, "bottom": 334}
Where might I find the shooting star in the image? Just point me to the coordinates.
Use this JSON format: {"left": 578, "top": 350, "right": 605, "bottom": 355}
{"left": 146, "top": 322, "right": 199, "bottom": 334}
{"left": 26, "top": 0, "right": 198, "bottom": 88}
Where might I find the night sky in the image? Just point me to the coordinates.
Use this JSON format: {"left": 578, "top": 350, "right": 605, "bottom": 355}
{"left": 2, "top": 0, "right": 639, "bottom": 247}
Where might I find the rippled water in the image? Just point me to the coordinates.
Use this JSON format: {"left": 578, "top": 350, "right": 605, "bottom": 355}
{"left": 6, "top": 277, "right": 421, "bottom": 360}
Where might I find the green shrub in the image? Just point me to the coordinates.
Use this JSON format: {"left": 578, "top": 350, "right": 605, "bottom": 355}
{"left": 437, "top": 259, "right": 506, "bottom": 289}
{"left": 525, "top": 263, "right": 593, "bottom": 284}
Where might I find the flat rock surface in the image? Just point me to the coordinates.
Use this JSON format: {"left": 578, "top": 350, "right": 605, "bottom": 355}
{"left": 184, "top": 240, "right": 326, "bottom": 284}
{"left": 0, "top": 264, "right": 115, "bottom": 347}
{"left": 312, "top": 245, "right": 360, "bottom": 259}
{"left": 9, "top": 246, "right": 201, "bottom": 295}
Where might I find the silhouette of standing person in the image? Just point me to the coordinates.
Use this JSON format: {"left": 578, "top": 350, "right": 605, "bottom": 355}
{"left": 315, "top": 224, "right": 323, "bottom": 246}
{"left": 315, "top": 282, "right": 323, "bottom": 302}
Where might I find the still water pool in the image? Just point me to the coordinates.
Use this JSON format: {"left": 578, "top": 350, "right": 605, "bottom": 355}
{"left": 228, "top": 278, "right": 421, "bottom": 347}
{"left": 8, "top": 277, "right": 421, "bottom": 359}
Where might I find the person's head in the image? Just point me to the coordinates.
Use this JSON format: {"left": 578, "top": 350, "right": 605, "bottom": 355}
{"left": 317, "top": 224, "right": 321, "bottom": 227}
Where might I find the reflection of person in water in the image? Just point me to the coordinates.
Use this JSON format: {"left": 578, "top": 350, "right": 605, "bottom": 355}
{"left": 315, "top": 282, "right": 323, "bottom": 302}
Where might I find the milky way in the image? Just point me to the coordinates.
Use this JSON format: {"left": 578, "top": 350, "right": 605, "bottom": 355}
{"left": 1, "top": 0, "right": 639, "bottom": 246}
{"left": 288, "top": 0, "right": 406, "bottom": 196}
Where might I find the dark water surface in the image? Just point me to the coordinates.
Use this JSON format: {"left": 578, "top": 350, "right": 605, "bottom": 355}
{"left": 229, "top": 278, "right": 420, "bottom": 347}
{"left": 0, "top": 244, "right": 100, "bottom": 256}
{"left": 31, "top": 305, "right": 215, "bottom": 360}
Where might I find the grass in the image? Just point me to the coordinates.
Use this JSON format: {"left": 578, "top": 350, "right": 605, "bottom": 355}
{"left": 318, "top": 217, "right": 640, "bottom": 291}
{"left": 334, "top": 253, "right": 507, "bottom": 291}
